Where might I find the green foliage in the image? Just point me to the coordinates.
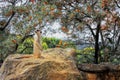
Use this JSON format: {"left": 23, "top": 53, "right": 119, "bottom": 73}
{"left": 42, "top": 42, "right": 48, "bottom": 50}
{"left": 42, "top": 37, "right": 60, "bottom": 48}
{"left": 76, "top": 47, "right": 95, "bottom": 64}
{"left": 0, "top": 33, "right": 18, "bottom": 60}
{"left": 76, "top": 47, "right": 120, "bottom": 64}
{"left": 0, "top": 32, "right": 75, "bottom": 61}
{"left": 17, "top": 37, "right": 75, "bottom": 54}
{"left": 109, "top": 58, "right": 120, "bottom": 64}
{"left": 0, "top": 0, "right": 119, "bottom": 65}
{"left": 16, "top": 37, "right": 60, "bottom": 54}
{"left": 17, "top": 37, "right": 33, "bottom": 54}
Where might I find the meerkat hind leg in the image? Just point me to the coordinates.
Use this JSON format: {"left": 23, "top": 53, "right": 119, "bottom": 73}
{"left": 33, "top": 53, "right": 41, "bottom": 58}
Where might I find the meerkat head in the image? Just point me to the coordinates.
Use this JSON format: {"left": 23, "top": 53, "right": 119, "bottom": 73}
{"left": 35, "top": 29, "right": 42, "bottom": 36}
{"left": 34, "top": 29, "right": 42, "bottom": 41}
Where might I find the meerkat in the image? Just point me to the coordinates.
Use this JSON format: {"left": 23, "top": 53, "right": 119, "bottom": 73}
{"left": 15, "top": 29, "right": 43, "bottom": 59}
{"left": 33, "top": 29, "right": 42, "bottom": 58}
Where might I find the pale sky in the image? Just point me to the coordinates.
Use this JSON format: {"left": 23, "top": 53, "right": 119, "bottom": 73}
{"left": 43, "top": 22, "right": 68, "bottom": 39}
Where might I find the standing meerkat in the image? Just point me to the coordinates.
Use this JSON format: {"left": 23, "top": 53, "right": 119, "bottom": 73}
{"left": 33, "top": 29, "right": 42, "bottom": 58}
{"left": 15, "top": 30, "right": 43, "bottom": 59}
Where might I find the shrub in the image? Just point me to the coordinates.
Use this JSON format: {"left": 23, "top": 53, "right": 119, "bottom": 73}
{"left": 17, "top": 37, "right": 60, "bottom": 54}
{"left": 17, "top": 37, "right": 75, "bottom": 54}
{"left": 76, "top": 47, "right": 95, "bottom": 64}
{"left": 17, "top": 37, "right": 33, "bottom": 54}
{"left": 42, "top": 42, "right": 48, "bottom": 50}
{"left": 42, "top": 37, "right": 59, "bottom": 48}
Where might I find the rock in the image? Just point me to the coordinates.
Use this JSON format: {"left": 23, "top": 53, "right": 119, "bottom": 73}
{"left": 0, "top": 48, "right": 81, "bottom": 80}
{"left": 78, "top": 63, "right": 120, "bottom": 80}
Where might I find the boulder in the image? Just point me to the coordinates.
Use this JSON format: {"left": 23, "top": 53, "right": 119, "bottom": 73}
{"left": 78, "top": 63, "right": 120, "bottom": 80}
{"left": 0, "top": 48, "right": 81, "bottom": 80}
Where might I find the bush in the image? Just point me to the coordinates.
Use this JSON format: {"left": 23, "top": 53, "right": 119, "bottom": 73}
{"left": 17, "top": 37, "right": 60, "bottom": 54}
{"left": 42, "top": 42, "right": 48, "bottom": 50}
{"left": 17, "top": 37, "right": 76, "bottom": 54}
{"left": 76, "top": 47, "right": 120, "bottom": 64}
{"left": 42, "top": 37, "right": 59, "bottom": 48}
{"left": 76, "top": 47, "right": 95, "bottom": 64}
{"left": 17, "top": 37, "right": 33, "bottom": 54}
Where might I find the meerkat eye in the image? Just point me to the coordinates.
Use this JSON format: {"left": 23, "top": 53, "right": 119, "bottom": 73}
{"left": 37, "top": 30, "right": 40, "bottom": 31}
{"left": 40, "top": 31, "right": 42, "bottom": 33}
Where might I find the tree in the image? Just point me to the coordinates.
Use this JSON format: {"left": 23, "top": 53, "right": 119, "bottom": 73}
{"left": 36, "top": 0, "right": 120, "bottom": 64}
{"left": 0, "top": 0, "right": 62, "bottom": 60}
{"left": 0, "top": 0, "right": 120, "bottom": 64}
{"left": 0, "top": 0, "right": 35, "bottom": 60}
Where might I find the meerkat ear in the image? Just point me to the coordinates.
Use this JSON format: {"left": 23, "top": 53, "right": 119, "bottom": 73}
{"left": 40, "top": 31, "right": 42, "bottom": 33}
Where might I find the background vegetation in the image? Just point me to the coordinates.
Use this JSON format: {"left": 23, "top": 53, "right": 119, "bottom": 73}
{"left": 0, "top": 0, "right": 120, "bottom": 64}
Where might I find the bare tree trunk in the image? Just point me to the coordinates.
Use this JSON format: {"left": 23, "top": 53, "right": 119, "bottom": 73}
{"left": 94, "top": 20, "right": 101, "bottom": 64}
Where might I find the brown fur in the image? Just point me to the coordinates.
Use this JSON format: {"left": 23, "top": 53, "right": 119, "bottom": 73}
{"left": 33, "top": 30, "right": 42, "bottom": 58}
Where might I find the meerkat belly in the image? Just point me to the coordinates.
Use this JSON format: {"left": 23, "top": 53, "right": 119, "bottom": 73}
{"left": 33, "top": 41, "right": 42, "bottom": 58}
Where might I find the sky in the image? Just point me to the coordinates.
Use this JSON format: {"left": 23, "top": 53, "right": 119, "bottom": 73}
{"left": 43, "top": 22, "right": 68, "bottom": 39}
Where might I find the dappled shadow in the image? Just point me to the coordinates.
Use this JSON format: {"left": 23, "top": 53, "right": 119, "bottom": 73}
{"left": 79, "top": 70, "right": 120, "bottom": 80}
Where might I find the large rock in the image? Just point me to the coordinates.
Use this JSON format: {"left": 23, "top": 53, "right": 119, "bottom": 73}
{"left": 0, "top": 48, "right": 81, "bottom": 80}
{"left": 78, "top": 63, "right": 120, "bottom": 80}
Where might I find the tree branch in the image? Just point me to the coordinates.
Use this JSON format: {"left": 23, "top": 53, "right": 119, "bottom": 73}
{"left": 112, "top": 18, "right": 118, "bottom": 51}
{"left": 86, "top": 24, "right": 96, "bottom": 39}
{"left": 114, "top": 0, "right": 120, "bottom": 8}
{"left": 91, "top": 0, "right": 98, "bottom": 7}
{"left": 115, "top": 35, "right": 120, "bottom": 51}
{"left": 11, "top": 34, "right": 33, "bottom": 53}
{"left": 20, "top": 46, "right": 32, "bottom": 54}
{"left": 20, "top": 34, "right": 33, "bottom": 43}
{"left": 0, "top": 12, "right": 15, "bottom": 31}
{"left": 100, "top": 30, "right": 105, "bottom": 48}
{"left": 75, "top": 17, "right": 82, "bottom": 22}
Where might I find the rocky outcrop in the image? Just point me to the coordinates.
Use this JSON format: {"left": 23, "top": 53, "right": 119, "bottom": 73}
{"left": 0, "top": 48, "right": 81, "bottom": 80}
{"left": 78, "top": 63, "right": 120, "bottom": 80}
